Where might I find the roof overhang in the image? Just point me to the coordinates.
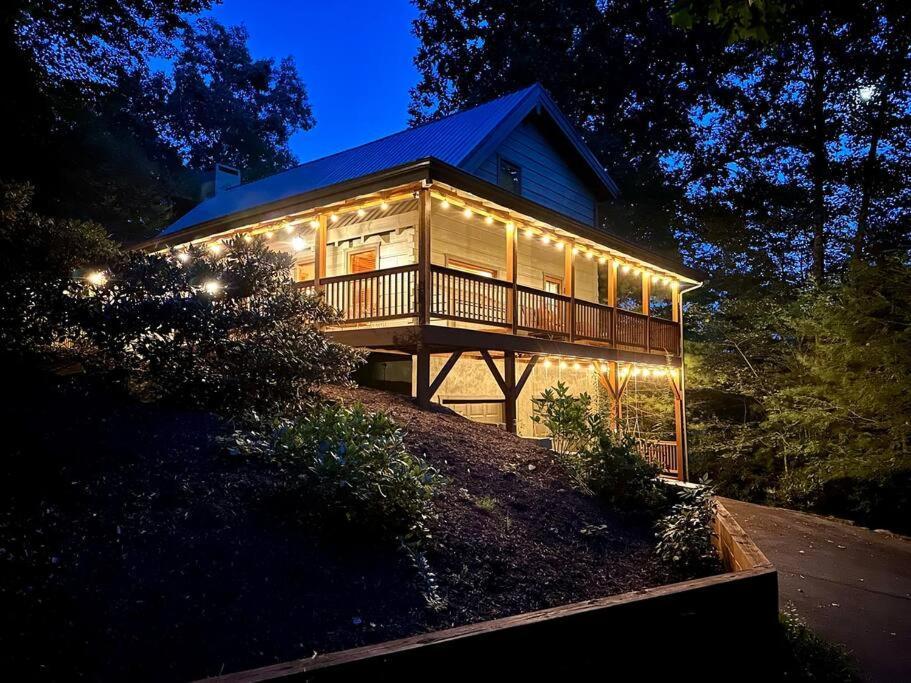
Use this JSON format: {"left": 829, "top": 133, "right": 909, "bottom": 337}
{"left": 133, "top": 157, "right": 704, "bottom": 283}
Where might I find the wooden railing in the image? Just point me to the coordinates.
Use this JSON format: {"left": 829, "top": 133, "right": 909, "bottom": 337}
{"left": 299, "top": 264, "right": 418, "bottom": 322}
{"left": 300, "top": 263, "right": 680, "bottom": 355}
{"left": 516, "top": 285, "right": 571, "bottom": 336}
{"left": 431, "top": 265, "right": 510, "bottom": 326}
{"left": 636, "top": 439, "right": 679, "bottom": 476}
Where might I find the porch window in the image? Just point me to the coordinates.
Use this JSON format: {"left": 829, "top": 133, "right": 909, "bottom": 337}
{"left": 447, "top": 257, "right": 497, "bottom": 279}
{"left": 497, "top": 157, "right": 522, "bottom": 194}
{"left": 293, "top": 258, "right": 315, "bottom": 282}
{"left": 348, "top": 248, "right": 378, "bottom": 274}
{"left": 617, "top": 268, "right": 643, "bottom": 312}
{"left": 543, "top": 274, "right": 562, "bottom": 294}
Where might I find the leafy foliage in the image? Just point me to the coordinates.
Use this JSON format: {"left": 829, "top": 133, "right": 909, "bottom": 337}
{"left": 531, "top": 381, "right": 601, "bottom": 457}
{"left": 655, "top": 479, "right": 721, "bottom": 578}
{"left": 580, "top": 430, "right": 668, "bottom": 513}
{"left": 777, "top": 605, "right": 860, "bottom": 682}
{"left": 70, "top": 236, "right": 361, "bottom": 419}
{"left": 689, "top": 260, "right": 911, "bottom": 530}
{"left": 234, "top": 403, "right": 441, "bottom": 541}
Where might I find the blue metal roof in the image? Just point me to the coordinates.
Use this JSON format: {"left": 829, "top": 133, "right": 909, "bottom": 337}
{"left": 160, "top": 84, "right": 617, "bottom": 236}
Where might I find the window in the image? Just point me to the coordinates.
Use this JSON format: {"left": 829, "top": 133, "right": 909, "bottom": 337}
{"left": 543, "top": 274, "right": 563, "bottom": 294}
{"left": 447, "top": 257, "right": 497, "bottom": 279}
{"left": 497, "top": 157, "right": 521, "bottom": 194}
{"left": 348, "top": 248, "right": 378, "bottom": 274}
{"left": 293, "top": 258, "right": 315, "bottom": 283}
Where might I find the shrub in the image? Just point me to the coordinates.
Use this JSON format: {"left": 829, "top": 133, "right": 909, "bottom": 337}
{"left": 580, "top": 430, "right": 668, "bottom": 513}
{"left": 71, "top": 236, "right": 361, "bottom": 419}
{"left": 531, "top": 381, "right": 602, "bottom": 457}
{"left": 266, "top": 403, "right": 440, "bottom": 540}
{"left": 655, "top": 479, "right": 721, "bottom": 578}
{"left": 778, "top": 605, "right": 860, "bottom": 682}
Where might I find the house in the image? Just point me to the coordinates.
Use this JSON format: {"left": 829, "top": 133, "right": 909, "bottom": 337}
{"left": 143, "top": 84, "right": 705, "bottom": 480}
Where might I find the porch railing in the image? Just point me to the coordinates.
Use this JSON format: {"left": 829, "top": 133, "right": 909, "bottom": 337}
{"left": 636, "top": 439, "right": 679, "bottom": 476}
{"left": 300, "top": 263, "right": 680, "bottom": 355}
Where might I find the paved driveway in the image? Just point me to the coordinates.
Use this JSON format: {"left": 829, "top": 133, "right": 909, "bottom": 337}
{"left": 722, "top": 498, "right": 911, "bottom": 682}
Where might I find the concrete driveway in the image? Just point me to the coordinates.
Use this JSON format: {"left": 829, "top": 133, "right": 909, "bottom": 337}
{"left": 722, "top": 498, "right": 911, "bottom": 682}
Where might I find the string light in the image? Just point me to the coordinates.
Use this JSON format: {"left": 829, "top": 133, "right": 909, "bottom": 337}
{"left": 598, "top": 255, "right": 607, "bottom": 264}
{"left": 572, "top": 362, "right": 581, "bottom": 371}
{"left": 285, "top": 223, "right": 294, "bottom": 234}
{"left": 265, "top": 231, "right": 274, "bottom": 239}
{"left": 542, "top": 358, "right": 552, "bottom": 368}
{"left": 176, "top": 252, "right": 191, "bottom": 264}
{"left": 202, "top": 280, "right": 221, "bottom": 295}
{"left": 380, "top": 200, "right": 389, "bottom": 210}
{"left": 243, "top": 234, "right": 252, "bottom": 242}
{"left": 330, "top": 213, "right": 339, "bottom": 223}
{"left": 541, "top": 235, "right": 551, "bottom": 245}
{"left": 506, "top": 221, "right": 515, "bottom": 231}
{"left": 291, "top": 236, "right": 307, "bottom": 252}
{"left": 621, "top": 264, "right": 631, "bottom": 274}
{"left": 559, "top": 360, "right": 568, "bottom": 370}
{"left": 484, "top": 215, "right": 494, "bottom": 225}
{"left": 524, "top": 228, "right": 535, "bottom": 238}
{"left": 555, "top": 241, "right": 565, "bottom": 251}
{"left": 462, "top": 208, "right": 472, "bottom": 218}
{"left": 309, "top": 219, "right": 319, "bottom": 229}
{"left": 357, "top": 208, "right": 366, "bottom": 218}
{"left": 86, "top": 271, "right": 107, "bottom": 286}
{"left": 585, "top": 251, "right": 594, "bottom": 260}
{"left": 208, "top": 242, "right": 223, "bottom": 255}
{"left": 652, "top": 275, "right": 660, "bottom": 284}
{"left": 441, "top": 199, "right": 450, "bottom": 209}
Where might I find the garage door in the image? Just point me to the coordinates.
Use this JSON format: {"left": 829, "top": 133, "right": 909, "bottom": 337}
{"left": 441, "top": 398, "right": 505, "bottom": 428}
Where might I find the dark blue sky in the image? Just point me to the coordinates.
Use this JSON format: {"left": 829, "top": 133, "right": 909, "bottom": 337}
{"left": 206, "top": 0, "right": 420, "bottom": 163}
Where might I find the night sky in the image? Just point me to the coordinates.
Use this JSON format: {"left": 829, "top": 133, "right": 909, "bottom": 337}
{"left": 206, "top": 0, "right": 420, "bottom": 163}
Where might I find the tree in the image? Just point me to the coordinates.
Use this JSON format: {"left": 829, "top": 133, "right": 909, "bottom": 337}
{"left": 409, "top": 0, "right": 732, "bottom": 255}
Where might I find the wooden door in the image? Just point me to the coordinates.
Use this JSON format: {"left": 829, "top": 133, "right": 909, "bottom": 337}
{"left": 348, "top": 249, "right": 377, "bottom": 319}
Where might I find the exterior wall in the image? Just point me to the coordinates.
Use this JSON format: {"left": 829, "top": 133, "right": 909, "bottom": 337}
{"left": 430, "top": 198, "right": 507, "bottom": 275}
{"left": 473, "top": 117, "right": 597, "bottom": 226}
{"left": 429, "top": 354, "right": 600, "bottom": 437}
{"left": 325, "top": 201, "right": 418, "bottom": 277}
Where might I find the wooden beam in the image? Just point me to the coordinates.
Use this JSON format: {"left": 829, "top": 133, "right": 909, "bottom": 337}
{"left": 415, "top": 345, "right": 431, "bottom": 409}
{"left": 506, "top": 222, "right": 518, "bottom": 334}
{"left": 565, "top": 239, "right": 575, "bottom": 342}
{"left": 428, "top": 350, "right": 463, "bottom": 398}
{"left": 417, "top": 187, "right": 432, "bottom": 325}
{"left": 515, "top": 355, "right": 539, "bottom": 397}
{"left": 314, "top": 213, "right": 328, "bottom": 288}
{"left": 504, "top": 350, "right": 517, "bottom": 434}
{"left": 479, "top": 349, "right": 507, "bottom": 395}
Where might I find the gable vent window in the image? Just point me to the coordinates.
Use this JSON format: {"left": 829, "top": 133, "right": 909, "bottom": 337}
{"left": 497, "top": 157, "right": 522, "bottom": 194}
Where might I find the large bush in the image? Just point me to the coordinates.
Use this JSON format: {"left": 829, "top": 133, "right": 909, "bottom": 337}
{"left": 71, "top": 236, "right": 361, "bottom": 418}
{"left": 234, "top": 403, "right": 440, "bottom": 540}
{"left": 580, "top": 430, "right": 668, "bottom": 513}
{"left": 531, "top": 381, "right": 601, "bottom": 457}
{"left": 655, "top": 480, "right": 720, "bottom": 579}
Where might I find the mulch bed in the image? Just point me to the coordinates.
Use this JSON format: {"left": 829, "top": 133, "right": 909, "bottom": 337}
{"left": 0, "top": 367, "right": 665, "bottom": 681}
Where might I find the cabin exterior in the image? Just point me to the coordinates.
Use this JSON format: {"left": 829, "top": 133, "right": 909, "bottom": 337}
{"left": 144, "top": 84, "right": 704, "bottom": 480}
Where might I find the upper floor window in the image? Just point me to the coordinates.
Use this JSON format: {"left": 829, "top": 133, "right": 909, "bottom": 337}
{"left": 497, "top": 157, "right": 522, "bottom": 194}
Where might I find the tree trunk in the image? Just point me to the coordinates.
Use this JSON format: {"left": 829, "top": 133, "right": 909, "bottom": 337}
{"left": 807, "top": 32, "right": 829, "bottom": 281}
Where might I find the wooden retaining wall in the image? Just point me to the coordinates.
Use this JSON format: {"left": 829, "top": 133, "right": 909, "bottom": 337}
{"left": 205, "top": 500, "right": 777, "bottom": 682}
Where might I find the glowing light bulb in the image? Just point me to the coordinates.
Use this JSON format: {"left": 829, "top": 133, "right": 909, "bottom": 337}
{"left": 309, "top": 219, "right": 319, "bottom": 229}
{"left": 484, "top": 215, "right": 493, "bottom": 225}
{"left": 291, "top": 236, "right": 307, "bottom": 252}
{"left": 622, "top": 265, "right": 631, "bottom": 274}
{"left": 598, "top": 256, "right": 607, "bottom": 264}
{"left": 524, "top": 228, "right": 535, "bottom": 238}
{"left": 265, "top": 231, "right": 274, "bottom": 239}
{"left": 541, "top": 235, "right": 551, "bottom": 245}
{"left": 653, "top": 368, "right": 665, "bottom": 377}
{"left": 380, "top": 201, "right": 389, "bottom": 210}
{"left": 462, "top": 208, "right": 472, "bottom": 218}
{"left": 441, "top": 199, "right": 450, "bottom": 209}
{"left": 585, "top": 251, "right": 594, "bottom": 259}
{"left": 505, "top": 221, "right": 515, "bottom": 231}
{"left": 631, "top": 367, "right": 641, "bottom": 377}
{"left": 285, "top": 223, "right": 294, "bottom": 234}
{"left": 542, "top": 358, "right": 552, "bottom": 368}
{"left": 600, "top": 364, "right": 608, "bottom": 372}
{"left": 243, "top": 233, "right": 252, "bottom": 242}
{"left": 208, "top": 243, "right": 223, "bottom": 255}
{"left": 330, "top": 213, "right": 339, "bottom": 223}
{"left": 202, "top": 280, "right": 221, "bottom": 295}
{"left": 86, "top": 270, "right": 107, "bottom": 286}
{"left": 176, "top": 252, "right": 190, "bottom": 264}
{"left": 556, "top": 241, "right": 565, "bottom": 251}
{"left": 641, "top": 368, "right": 651, "bottom": 377}
{"left": 559, "top": 360, "right": 568, "bottom": 370}
{"left": 573, "top": 362, "right": 581, "bottom": 371}
{"left": 357, "top": 208, "right": 366, "bottom": 218}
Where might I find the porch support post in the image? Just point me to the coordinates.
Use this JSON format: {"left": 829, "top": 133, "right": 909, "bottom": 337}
{"left": 596, "top": 361, "right": 626, "bottom": 432}
{"left": 642, "top": 268, "right": 650, "bottom": 352}
{"left": 415, "top": 344, "right": 431, "bottom": 409}
{"left": 506, "top": 222, "right": 518, "bottom": 333}
{"left": 504, "top": 350, "right": 517, "bottom": 434}
{"left": 672, "top": 284, "right": 687, "bottom": 481}
{"left": 564, "top": 239, "right": 575, "bottom": 341}
{"left": 314, "top": 213, "right": 328, "bottom": 289}
{"left": 417, "top": 186, "right": 432, "bottom": 325}
{"left": 607, "top": 258, "right": 618, "bottom": 344}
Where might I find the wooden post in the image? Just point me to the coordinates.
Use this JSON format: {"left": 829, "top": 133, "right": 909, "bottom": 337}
{"left": 506, "top": 222, "right": 518, "bottom": 333}
{"left": 642, "top": 269, "right": 650, "bottom": 351}
{"left": 504, "top": 350, "right": 517, "bottom": 434}
{"left": 672, "top": 283, "right": 687, "bottom": 481}
{"left": 417, "top": 187, "right": 432, "bottom": 325}
{"left": 564, "top": 240, "right": 575, "bottom": 341}
{"left": 415, "top": 344, "right": 431, "bottom": 409}
{"left": 607, "top": 258, "right": 618, "bottom": 344}
{"left": 314, "top": 214, "right": 328, "bottom": 289}
{"left": 609, "top": 361, "right": 622, "bottom": 431}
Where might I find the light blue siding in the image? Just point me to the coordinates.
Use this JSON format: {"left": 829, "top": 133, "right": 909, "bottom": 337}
{"left": 474, "top": 117, "right": 596, "bottom": 225}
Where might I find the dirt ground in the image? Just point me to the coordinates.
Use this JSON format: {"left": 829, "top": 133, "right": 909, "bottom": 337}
{"left": 0, "top": 370, "right": 666, "bottom": 681}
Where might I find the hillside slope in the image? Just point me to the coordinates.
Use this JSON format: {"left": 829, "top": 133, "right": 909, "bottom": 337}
{"left": 0, "top": 366, "right": 663, "bottom": 680}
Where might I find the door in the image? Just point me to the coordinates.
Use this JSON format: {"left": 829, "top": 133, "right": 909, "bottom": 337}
{"left": 347, "top": 248, "right": 378, "bottom": 319}
{"left": 442, "top": 398, "right": 505, "bottom": 428}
